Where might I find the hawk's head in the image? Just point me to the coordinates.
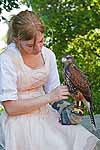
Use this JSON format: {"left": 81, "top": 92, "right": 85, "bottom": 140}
{"left": 61, "top": 55, "right": 74, "bottom": 67}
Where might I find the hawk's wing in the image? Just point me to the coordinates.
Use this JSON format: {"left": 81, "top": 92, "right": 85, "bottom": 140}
{"left": 65, "top": 64, "right": 92, "bottom": 102}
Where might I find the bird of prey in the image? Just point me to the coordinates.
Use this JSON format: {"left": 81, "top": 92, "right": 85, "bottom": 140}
{"left": 61, "top": 54, "right": 96, "bottom": 131}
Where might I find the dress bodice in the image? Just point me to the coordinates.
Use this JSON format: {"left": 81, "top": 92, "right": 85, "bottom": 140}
{"left": 4, "top": 43, "right": 51, "bottom": 99}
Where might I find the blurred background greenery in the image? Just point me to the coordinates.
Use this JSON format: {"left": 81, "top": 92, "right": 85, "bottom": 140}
{"left": 0, "top": 0, "right": 100, "bottom": 114}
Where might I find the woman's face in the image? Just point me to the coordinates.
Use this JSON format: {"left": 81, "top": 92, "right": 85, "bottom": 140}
{"left": 19, "top": 32, "right": 44, "bottom": 55}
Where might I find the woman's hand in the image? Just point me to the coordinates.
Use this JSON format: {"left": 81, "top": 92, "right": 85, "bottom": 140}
{"left": 49, "top": 85, "right": 70, "bottom": 103}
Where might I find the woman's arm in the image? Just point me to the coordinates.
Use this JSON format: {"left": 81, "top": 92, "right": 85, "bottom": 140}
{"left": 2, "top": 93, "right": 51, "bottom": 116}
{"left": 44, "top": 49, "right": 60, "bottom": 93}
{"left": 3, "top": 86, "right": 70, "bottom": 116}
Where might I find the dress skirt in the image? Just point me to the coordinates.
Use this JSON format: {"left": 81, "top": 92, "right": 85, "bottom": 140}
{"left": 3, "top": 104, "right": 98, "bottom": 150}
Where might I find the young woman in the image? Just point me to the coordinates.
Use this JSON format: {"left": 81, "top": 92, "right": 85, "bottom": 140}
{"left": 0, "top": 10, "right": 99, "bottom": 150}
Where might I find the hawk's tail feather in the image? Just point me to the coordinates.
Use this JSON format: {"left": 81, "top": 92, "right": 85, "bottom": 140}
{"left": 89, "top": 106, "right": 96, "bottom": 131}
{"left": 86, "top": 101, "right": 96, "bottom": 131}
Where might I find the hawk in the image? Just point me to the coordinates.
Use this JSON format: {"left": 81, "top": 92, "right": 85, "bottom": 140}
{"left": 61, "top": 54, "right": 96, "bottom": 131}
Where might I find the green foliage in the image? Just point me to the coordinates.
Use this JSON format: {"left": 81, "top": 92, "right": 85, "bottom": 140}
{"left": 28, "top": 0, "right": 100, "bottom": 45}
{"left": 0, "top": 0, "right": 19, "bottom": 21}
{"left": 0, "top": 0, "right": 19, "bottom": 13}
{"left": 0, "top": 106, "right": 4, "bottom": 113}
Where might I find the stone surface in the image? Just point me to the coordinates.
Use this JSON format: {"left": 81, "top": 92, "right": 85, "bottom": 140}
{"left": 81, "top": 114, "right": 100, "bottom": 139}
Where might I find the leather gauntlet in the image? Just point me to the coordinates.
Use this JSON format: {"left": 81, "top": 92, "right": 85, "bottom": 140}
{"left": 52, "top": 100, "right": 83, "bottom": 125}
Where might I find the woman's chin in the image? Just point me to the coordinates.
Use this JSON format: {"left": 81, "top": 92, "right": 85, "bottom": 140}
{"left": 33, "top": 51, "right": 41, "bottom": 55}
{"left": 26, "top": 51, "right": 40, "bottom": 55}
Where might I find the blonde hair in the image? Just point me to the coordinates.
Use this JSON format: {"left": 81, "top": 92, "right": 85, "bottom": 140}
{"left": 7, "top": 10, "right": 45, "bottom": 44}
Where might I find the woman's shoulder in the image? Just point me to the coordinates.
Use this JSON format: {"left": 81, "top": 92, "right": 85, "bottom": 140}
{"left": 0, "top": 47, "right": 10, "bottom": 62}
{"left": 0, "top": 42, "right": 18, "bottom": 64}
{"left": 0, "top": 50, "right": 15, "bottom": 72}
{"left": 42, "top": 46, "right": 56, "bottom": 59}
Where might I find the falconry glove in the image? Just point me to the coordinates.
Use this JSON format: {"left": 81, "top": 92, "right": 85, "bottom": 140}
{"left": 52, "top": 100, "right": 83, "bottom": 125}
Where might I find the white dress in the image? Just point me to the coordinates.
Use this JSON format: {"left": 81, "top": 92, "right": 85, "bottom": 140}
{"left": 0, "top": 43, "right": 99, "bottom": 150}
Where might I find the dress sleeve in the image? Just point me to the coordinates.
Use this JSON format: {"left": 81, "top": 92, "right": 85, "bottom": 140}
{"left": 44, "top": 50, "right": 60, "bottom": 93}
{"left": 0, "top": 53, "right": 18, "bottom": 102}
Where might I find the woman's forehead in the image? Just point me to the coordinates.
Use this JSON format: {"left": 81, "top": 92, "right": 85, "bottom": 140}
{"left": 21, "top": 32, "right": 44, "bottom": 44}
{"left": 22, "top": 38, "right": 34, "bottom": 45}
